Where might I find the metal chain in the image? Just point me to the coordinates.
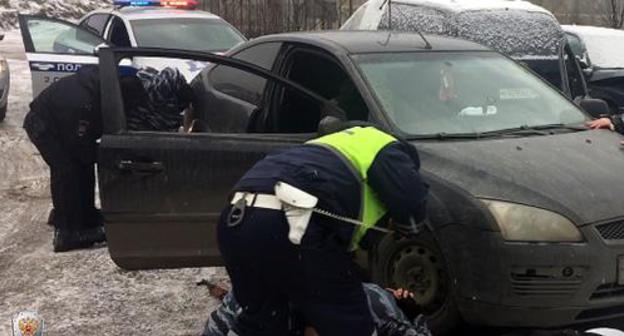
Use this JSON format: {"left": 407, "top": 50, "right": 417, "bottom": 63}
{"left": 312, "top": 208, "right": 393, "bottom": 234}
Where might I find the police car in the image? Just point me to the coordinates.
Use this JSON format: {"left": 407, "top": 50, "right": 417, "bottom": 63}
{"left": 18, "top": 0, "right": 246, "bottom": 97}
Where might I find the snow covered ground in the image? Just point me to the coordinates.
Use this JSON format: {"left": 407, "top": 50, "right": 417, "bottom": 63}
{"left": 0, "top": 29, "right": 226, "bottom": 336}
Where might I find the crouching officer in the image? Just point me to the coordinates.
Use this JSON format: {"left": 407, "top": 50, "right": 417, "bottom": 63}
{"left": 24, "top": 65, "right": 108, "bottom": 252}
{"left": 217, "top": 124, "right": 429, "bottom": 336}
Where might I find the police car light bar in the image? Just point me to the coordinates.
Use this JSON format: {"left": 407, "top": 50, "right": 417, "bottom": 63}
{"left": 113, "top": 0, "right": 198, "bottom": 9}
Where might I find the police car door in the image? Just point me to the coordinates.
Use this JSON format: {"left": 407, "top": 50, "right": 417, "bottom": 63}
{"left": 18, "top": 15, "right": 105, "bottom": 98}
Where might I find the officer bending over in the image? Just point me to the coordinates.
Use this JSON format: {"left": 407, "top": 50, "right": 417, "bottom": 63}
{"left": 23, "top": 65, "right": 145, "bottom": 252}
{"left": 218, "top": 125, "right": 429, "bottom": 336}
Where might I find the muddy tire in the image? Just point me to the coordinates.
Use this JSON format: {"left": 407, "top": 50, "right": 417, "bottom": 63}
{"left": 372, "top": 232, "right": 462, "bottom": 335}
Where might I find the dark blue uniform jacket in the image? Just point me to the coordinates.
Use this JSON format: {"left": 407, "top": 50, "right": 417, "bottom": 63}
{"left": 233, "top": 140, "right": 429, "bottom": 248}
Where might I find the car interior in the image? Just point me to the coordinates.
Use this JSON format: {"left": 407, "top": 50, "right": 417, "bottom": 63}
{"left": 268, "top": 49, "right": 369, "bottom": 133}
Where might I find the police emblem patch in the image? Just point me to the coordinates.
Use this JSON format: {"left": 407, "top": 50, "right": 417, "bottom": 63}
{"left": 12, "top": 310, "right": 44, "bottom": 336}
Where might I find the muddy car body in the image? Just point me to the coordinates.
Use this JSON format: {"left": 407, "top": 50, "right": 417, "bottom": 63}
{"left": 565, "top": 25, "right": 624, "bottom": 114}
{"left": 341, "top": 0, "right": 589, "bottom": 101}
{"left": 96, "top": 32, "right": 624, "bottom": 334}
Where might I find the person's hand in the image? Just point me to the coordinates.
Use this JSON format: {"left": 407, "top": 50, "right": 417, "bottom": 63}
{"left": 387, "top": 288, "right": 415, "bottom": 300}
{"left": 587, "top": 118, "right": 615, "bottom": 131}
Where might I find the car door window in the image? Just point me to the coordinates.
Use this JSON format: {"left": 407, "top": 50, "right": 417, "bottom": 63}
{"left": 210, "top": 42, "right": 282, "bottom": 105}
{"left": 24, "top": 17, "right": 105, "bottom": 54}
{"left": 201, "top": 42, "right": 282, "bottom": 133}
{"left": 270, "top": 48, "right": 369, "bottom": 133}
{"left": 82, "top": 14, "right": 111, "bottom": 36}
{"left": 108, "top": 16, "right": 131, "bottom": 47}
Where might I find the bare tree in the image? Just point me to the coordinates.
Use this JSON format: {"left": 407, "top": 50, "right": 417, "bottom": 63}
{"left": 601, "top": 0, "right": 624, "bottom": 28}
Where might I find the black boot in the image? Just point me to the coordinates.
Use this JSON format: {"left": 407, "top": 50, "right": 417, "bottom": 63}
{"left": 53, "top": 226, "right": 106, "bottom": 253}
{"left": 83, "top": 226, "right": 106, "bottom": 245}
{"left": 47, "top": 208, "right": 56, "bottom": 226}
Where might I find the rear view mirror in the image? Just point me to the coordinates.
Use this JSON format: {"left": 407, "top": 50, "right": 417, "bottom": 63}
{"left": 580, "top": 98, "right": 610, "bottom": 119}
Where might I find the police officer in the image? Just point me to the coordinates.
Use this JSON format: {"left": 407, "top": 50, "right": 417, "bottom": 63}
{"left": 218, "top": 124, "right": 429, "bottom": 336}
{"left": 23, "top": 65, "right": 141, "bottom": 252}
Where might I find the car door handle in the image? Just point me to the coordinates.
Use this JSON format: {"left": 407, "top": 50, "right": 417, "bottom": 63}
{"left": 117, "top": 160, "right": 165, "bottom": 173}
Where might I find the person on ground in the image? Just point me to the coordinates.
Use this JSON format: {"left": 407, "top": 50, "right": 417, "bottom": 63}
{"left": 202, "top": 283, "right": 432, "bottom": 336}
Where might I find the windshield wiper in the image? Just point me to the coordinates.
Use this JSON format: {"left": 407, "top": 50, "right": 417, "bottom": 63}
{"left": 481, "top": 124, "right": 587, "bottom": 136}
{"left": 521, "top": 123, "right": 587, "bottom": 132}
{"left": 408, "top": 132, "right": 502, "bottom": 140}
{"left": 408, "top": 124, "right": 587, "bottom": 141}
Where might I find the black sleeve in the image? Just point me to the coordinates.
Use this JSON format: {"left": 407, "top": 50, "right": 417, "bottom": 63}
{"left": 367, "top": 141, "right": 429, "bottom": 225}
{"left": 611, "top": 114, "right": 624, "bottom": 135}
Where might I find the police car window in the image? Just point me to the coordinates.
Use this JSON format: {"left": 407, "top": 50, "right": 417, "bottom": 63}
{"left": 210, "top": 42, "right": 282, "bottom": 105}
{"left": 131, "top": 18, "right": 245, "bottom": 52}
{"left": 109, "top": 17, "right": 131, "bottom": 47}
{"left": 84, "top": 14, "right": 110, "bottom": 36}
{"left": 26, "top": 18, "right": 105, "bottom": 55}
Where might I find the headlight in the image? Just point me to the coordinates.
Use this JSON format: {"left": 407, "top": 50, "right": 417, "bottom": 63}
{"left": 0, "top": 59, "right": 7, "bottom": 74}
{"left": 482, "top": 200, "right": 583, "bottom": 242}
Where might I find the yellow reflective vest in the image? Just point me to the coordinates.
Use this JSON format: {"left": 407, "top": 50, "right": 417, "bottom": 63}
{"left": 308, "top": 127, "right": 397, "bottom": 250}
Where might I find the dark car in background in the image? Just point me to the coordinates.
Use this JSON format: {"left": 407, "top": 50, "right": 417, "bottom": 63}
{"left": 565, "top": 25, "right": 624, "bottom": 114}
{"left": 341, "top": 0, "right": 589, "bottom": 101}
{"left": 96, "top": 30, "right": 624, "bottom": 334}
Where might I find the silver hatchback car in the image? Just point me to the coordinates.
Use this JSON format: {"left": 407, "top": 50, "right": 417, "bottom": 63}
{"left": 0, "top": 33, "right": 9, "bottom": 122}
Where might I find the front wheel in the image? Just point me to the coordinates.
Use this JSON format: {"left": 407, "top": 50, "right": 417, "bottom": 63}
{"left": 372, "top": 233, "right": 462, "bottom": 335}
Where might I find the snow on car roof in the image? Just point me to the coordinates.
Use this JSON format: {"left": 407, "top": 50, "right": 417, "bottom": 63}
{"left": 351, "top": 0, "right": 553, "bottom": 32}
{"left": 116, "top": 7, "right": 220, "bottom": 20}
{"left": 389, "top": 0, "right": 549, "bottom": 13}
{"left": 350, "top": 0, "right": 561, "bottom": 57}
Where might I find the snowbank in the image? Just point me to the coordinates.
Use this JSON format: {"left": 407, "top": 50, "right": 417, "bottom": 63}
{"left": 0, "top": 0, "right": 112, "bottom": 31}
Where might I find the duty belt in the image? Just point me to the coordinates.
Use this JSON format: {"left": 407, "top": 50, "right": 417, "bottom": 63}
{"left": 229, "top": 192, "right": 392, "bottom": 234}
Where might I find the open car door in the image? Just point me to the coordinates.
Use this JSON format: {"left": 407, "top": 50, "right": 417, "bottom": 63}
{"left": 98, "top": 47, "right": 344, "bottom": 270}
{"left": 18, "top": 14, "right": 105, "bottom": 98}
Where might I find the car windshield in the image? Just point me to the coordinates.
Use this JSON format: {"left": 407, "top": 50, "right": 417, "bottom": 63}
{"left": 354, "top": 52, "right": 587, "bottom": 137}
{"left": 130, "top": 18, "right": 245, "bottom": 52}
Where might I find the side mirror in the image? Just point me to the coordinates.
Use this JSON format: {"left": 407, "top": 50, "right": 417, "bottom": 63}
{"left": 94, "top": 43, "right": 109, "bottom": 55}
{"left": 318, "top": 116, "right": 346, "bottom": 136}
{"left": 0, "top": 34, "right": 4, "bottom": 41}
{"left": 576, "top": 55, "right": 589, "bottom": 69}
{"left": 580, "top": 98, "right": 610, "bottom": 119}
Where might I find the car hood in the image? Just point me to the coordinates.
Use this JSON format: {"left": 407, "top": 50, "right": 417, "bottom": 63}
{"left": 415, "top": 130, "right": 624, "bottom": 225}
{"left": 590, "top": 68, "right": 624, "bottom": 82}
